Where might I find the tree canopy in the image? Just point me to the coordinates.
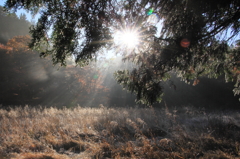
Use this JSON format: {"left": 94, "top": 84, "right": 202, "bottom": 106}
{"left": 4, "top": 0, "right": 240, "bottom": 105}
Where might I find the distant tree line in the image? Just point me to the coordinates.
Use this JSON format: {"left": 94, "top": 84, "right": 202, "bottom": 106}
{"left": 0, "top": 6, "right": 30, "bottom": 44}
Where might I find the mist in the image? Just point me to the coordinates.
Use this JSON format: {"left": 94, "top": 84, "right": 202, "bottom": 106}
{"left": 159, "top": 74, "right": 240, "bottom": 110}
{"left": 0, "top": 7, "right": 30, "bottom": 44}
{"left": 0, "top": 5, "right": 239, "bottom": 111}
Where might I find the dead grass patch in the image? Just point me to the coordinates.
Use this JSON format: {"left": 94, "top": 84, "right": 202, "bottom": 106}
{"left": 0, "top": 105, "right": 239, "bottom": 158}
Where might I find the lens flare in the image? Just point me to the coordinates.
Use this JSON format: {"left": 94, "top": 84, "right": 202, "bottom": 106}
{"left": 147, "top": 8, "right": 154, "bottom": 15}
{"left": 93, "top": 74, "right": 98, "bottom": 79}
{"left": 180, "top": 38, "right": 190, "bottom": 48}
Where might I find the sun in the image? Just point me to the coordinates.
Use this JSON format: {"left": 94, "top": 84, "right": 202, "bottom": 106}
{"left": 114, "top": 28, "right": 140, "bottom": 49}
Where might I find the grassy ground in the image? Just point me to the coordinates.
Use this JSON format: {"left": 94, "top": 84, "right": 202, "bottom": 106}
{"left": 0, "top": 105, "right": 240, "bottom": 159}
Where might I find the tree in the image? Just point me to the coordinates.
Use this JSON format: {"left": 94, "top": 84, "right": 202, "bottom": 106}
{"left": 4, "top": 0, "right": 240, "bottom": 105}
{"left": 0, "top": 6, "right": 30, "bottom": 44}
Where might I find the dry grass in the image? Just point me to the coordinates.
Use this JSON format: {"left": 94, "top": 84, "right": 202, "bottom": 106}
{"left": 0, "top": 105, "right": 239, "bottom": 159}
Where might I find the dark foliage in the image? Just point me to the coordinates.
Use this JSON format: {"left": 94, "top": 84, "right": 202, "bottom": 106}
{"left": 4, "top": 0, "right": 240, "bottom": 105}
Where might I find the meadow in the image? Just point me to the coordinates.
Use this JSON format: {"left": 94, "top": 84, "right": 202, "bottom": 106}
{"left": 0, "top": 105, "right": 239, "bottom": 159}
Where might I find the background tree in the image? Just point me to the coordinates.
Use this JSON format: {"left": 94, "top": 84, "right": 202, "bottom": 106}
{"left": 4, "top": 0, "right": 240, "bottom": 105}
{"left": 0, "top": 6, "right": 30, "bottom": 44}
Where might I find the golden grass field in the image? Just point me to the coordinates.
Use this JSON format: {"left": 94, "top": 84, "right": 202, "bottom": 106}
{"left": 0, "top": 105, "right": 240, "bottom": 159}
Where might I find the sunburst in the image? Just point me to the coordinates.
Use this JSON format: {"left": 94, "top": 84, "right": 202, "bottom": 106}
{"left": 114, "top": 27, "right": 140, "bottom": 49}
